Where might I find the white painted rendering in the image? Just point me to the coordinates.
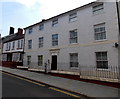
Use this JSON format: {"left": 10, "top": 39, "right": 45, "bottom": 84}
{"left": 3, "top": 38, "right": 24, "bottom": 53}
{"left": 24, "top": 1, "right": 119, "bottom": 71}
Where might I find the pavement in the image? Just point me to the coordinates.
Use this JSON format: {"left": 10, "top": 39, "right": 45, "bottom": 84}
{"left": 1, "top": 66, "right": 119, "bottom": 98}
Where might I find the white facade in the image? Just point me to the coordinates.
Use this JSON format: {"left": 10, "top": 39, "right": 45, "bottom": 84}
{"left": 2, "top": 38, "right": 24, "bottom": 62}
{"left": 24, "top": 1, "right": 119, "bottom": 72}
{"left": 3, "top": 39, "right": 24, "bottom": 53}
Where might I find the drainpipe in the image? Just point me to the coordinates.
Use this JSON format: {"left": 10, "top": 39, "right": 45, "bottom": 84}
{"left": 116, "top": 0, "right": 120, "bottom": 83}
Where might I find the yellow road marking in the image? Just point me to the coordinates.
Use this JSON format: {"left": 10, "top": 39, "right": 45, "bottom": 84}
{"left": 1, "top": 71, "right": 45, "bottom": 87}
{"left": 1, "top": 71, "right": 81, "bottom": 98}
{"left": 49, "top": 87, "right": 80, "bottom": 98}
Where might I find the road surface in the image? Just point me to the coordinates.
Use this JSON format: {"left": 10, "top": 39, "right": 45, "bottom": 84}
{"left": 2, "top": 71, "right": 84, "bottom": 99}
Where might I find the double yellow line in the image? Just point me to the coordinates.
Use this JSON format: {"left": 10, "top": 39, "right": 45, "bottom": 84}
{"left": 1, "top": 71, "right": 81, "bottom": 98}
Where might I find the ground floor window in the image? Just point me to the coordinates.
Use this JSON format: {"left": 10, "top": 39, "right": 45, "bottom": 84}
{"left": 2, "top": 54, "right": 7, "bottom": 61}
{"left": 70, "top": 53, "right": 78, "bottom": 67}
{"left": 38, "top": 55, "right": 43, "bottom": 66}
{"left": 27, "top": 56, "right": 31, "bottom": 65}
{"left": 96, "top": 52, "right": 108, "bottom": 69}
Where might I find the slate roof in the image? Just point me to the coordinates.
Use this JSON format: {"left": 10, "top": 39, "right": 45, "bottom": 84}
{"left": 2, "top": 33, "right": 24, "bottom": 43}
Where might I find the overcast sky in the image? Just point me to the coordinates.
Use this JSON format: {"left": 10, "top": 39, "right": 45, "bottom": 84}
{"left": 0, "top": 0, "right": 96, "bottom": 37}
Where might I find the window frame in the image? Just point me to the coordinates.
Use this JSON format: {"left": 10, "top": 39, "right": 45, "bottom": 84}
{"left": 28, "top": 40, "right": 32, "bottom": 49}
{"left": 38, "top": 55, "right": 43, "bottom": 66}
{"left": 52, "top": 19, "right": 58, "bottom": 27}
{"left": 69, "top": 13, "right": 77, "bottom": 22}
{"left": 94, "top": 23, "right": 106, "bottom": 41}
{"left": 69, "top": 29, "right": 78, "bottom": 44}
{"left": 28, "top": 28, "right": 33, "bottom": 34}
{"left": 52, "top": 34, "right": 58, "bottom": 46}
{"left": 27, "top": 56, "right": 31, "bottom": 65}
{"left": 39, "top": 24, "right": 44, "bottom": 30}
{"left": 12, "top": 41, "right": 15, "bottom": 50}
{"left": 69, "top": 53, "right": 78, "bottom": 68}
{"left": 95, "top": 52, "right": 108, "bottom": 69}
{"left": 93, "top": 3, "right": 104, "bottom": 15}
{"left": 38, "top": 37, "right": 44, "bottom": 48}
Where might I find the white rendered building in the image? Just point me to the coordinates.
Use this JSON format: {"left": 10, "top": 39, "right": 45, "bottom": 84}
{"left": 24, "top": 1, "right": 119, "bottom": 76}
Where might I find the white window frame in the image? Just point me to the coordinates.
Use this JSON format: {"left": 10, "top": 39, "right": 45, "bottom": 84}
{"left": 38, "top": 37, "right": 44, "bottom": 48}
{"left": 93, "top": 3, "right": 104, "bottom": 15}
{"left": 52, "top": 34, "right": 58, "bottom": 46}
{"left": 94, "top": 23, "right": 106, "bottom": 41}
{"left": 96, "top": 52, "right": 108, "bottom": 69}
{"left": 28, "top": 40, "right": 32, "bottom": 49}
{"left": 52, "top": 19, "right": 58, "bottom": 27}
{"left": 28, "top": 28, "right": 32, "bottom": 34}
{"left": 69, "top": 13, "right": 77, "bottom": 22}
{"left": 18, "top": 40, "right": 20, "bottom": 48}
{"left": 39, "top": 24, "right": 44, "bottom": 30}
{"left": 21, "top": 40, "right": 23, "bottom": 49}
{"left": 12, "top": 41, "right": 15, "bottom": 50}
{"left": 69, "top": 29, "right": 78, "bottom": 44}
{"left": 70, "top": 53, "right": 78, "bottom": 68}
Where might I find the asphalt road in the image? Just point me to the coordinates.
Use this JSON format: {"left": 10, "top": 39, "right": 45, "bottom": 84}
{"left": 2, "top": 72, "right": 83, "bottom": 99}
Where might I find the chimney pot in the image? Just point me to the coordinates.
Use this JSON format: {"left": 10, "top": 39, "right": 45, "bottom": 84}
{"left": 17, "top": 28, "right": 23, "bottom": 35}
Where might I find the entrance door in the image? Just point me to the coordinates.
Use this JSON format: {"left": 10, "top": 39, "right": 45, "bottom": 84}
{"left": 51, "top": 55, "right": 57, "bottom": 70}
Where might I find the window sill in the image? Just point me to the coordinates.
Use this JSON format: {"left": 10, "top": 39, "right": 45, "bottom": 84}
{"left": 69, "top": 20, "right": 77, "bottom": 23}
{"left": 96, "top": 68, "right": 109, "bottom": 71}
{"left": 17, "top": 48, "right": 23, "bottom": 50}
{"left": 92, "top": 11, "right": 105, "bottom": 16}
{"left": 69, "top": 43, "right": 79, "bottom": 46}
{"left": 93, "top": 39, "right": 108, "bottom": 43}
{"left": 70, "top": 67, "right": 79, "bottom": 70}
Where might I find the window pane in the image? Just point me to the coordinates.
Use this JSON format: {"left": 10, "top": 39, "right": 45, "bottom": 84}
{"left": 70, "top": 53, "right": 78, "bottom": 67}
{"left": 52, "top": 34, "right": 58, "bottom": 46}
{"left": 38, "top": 55, "right": 43, "bottom": 66}
{"left": 94, "top": 23, "right": 106, "bottom": 40}
{"left": 96, "top": 52, "right": 108, "bottom": 69}
{"left": 70, "top": 29, "right": 77, "bottom": 44}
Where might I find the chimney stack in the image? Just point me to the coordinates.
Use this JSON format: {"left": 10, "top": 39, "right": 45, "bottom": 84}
{"left": 9, "top": 27, "right": 14, "bottom": 35}
{"left": 17, "top": 28, "right": 23, "bottom": 35}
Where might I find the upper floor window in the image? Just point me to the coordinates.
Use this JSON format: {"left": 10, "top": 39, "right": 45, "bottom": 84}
{"left": 39, "top": 24, "right": 44, "bottom": 30}
{"left": 12, "top": 41, "right": 15, "bottom": 50}
{"left": 28, "top": 28, "right": 33, "bottom": 34}
{"left": 38, "top": 37, "right": 44, "bottom": 48}
{"left": 21, "top": 40, "right": 23, "bottom": 49}
{"left": 52, "top": 19, "right": 58, "bottom": 27}
{"left": 94, "top": 23, "right": 106, "bottom": 40}
{"left": 69, "top": 13, "right": 77, "bottom": 22}
{"left": 93, "top": 3, "right": 104, "bottom": 14}
{"left": 6, "top": 43, "right": 10, "bottom": 51}
{"left": 28, "top": 40, "right": 32, "bottom": 49}
{"left": 96, "top": 52, "right": 108, "bottom": 69}
{"left": 70, "top": 53, "right": 78, "bottom": 67}
{"left": 18, "top": 40, "right": 20, "bottom": 48}
{"left": 69, "top": 29, "right": 78, "bottom": 44}
{"left": 52, "top": 34, "right": 58, "bottom": 46}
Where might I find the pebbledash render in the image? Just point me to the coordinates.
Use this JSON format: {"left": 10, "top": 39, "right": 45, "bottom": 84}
{"left": 23, "top": 1, "right": 119, "bottom": 73}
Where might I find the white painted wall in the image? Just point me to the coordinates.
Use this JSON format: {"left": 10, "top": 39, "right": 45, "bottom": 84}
{"left": 24, "top": 2, "right": 119, "bottom": 70}
{"left": 3, "top": 38, "right": 24, "bottom": 53}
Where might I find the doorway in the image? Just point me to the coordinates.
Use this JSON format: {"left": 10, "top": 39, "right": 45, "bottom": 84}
{"left": 51, "top": 55, "right": 57, "bottom": 70}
